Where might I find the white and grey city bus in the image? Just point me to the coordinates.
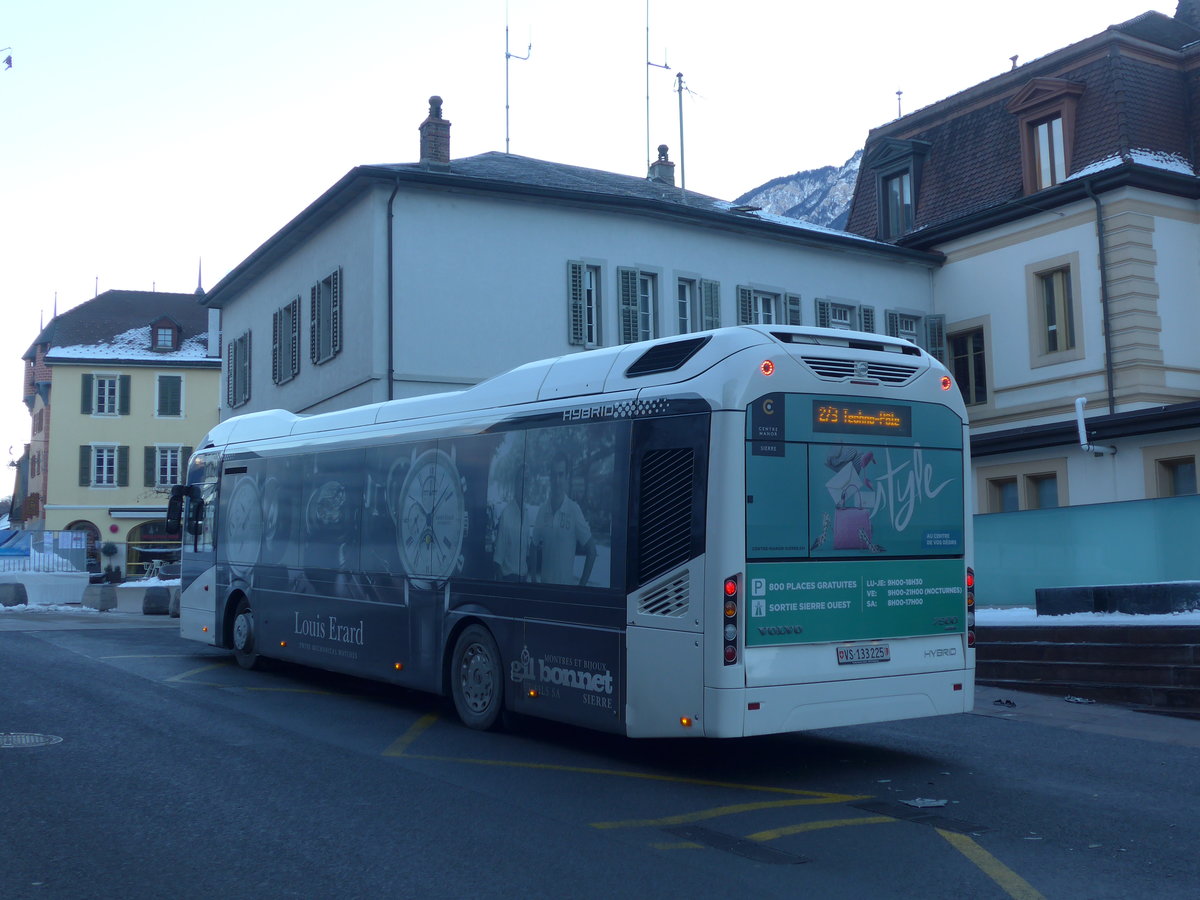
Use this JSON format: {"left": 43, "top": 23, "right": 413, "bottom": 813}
{"left": 169, "top": 325, "right": 974, "bottom": 737}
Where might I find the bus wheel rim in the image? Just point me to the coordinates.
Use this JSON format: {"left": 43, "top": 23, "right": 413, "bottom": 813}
{"left": 460, "top": 643, "right": 495, "bottom": 713}
{"left": 234, "top": 611, "right": 253, "bottom": 651}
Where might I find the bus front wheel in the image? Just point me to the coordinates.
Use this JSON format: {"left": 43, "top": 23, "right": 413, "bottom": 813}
{"left": 231, "top": 598, "right": 261, "bottom": 670}
{"left": 450, "top": 625, "right": 504, "bottom": 731}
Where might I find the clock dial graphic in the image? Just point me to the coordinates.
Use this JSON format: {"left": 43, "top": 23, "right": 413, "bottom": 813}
{"left": 397, "top": 448, "right": 466, "bottom": 580}
{"left": 225, "top": 476, "right": 262, "bottom": 577}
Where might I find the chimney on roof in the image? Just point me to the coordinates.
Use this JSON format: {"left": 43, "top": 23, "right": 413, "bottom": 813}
{"left": 1177, "top": 0, "right": 1200, "bottom": 30}
{"left": 419, "top": 95, "right": 451, "bottom": 171}
{"left": 648, "top": 144, "right": 675, "bottom": 186}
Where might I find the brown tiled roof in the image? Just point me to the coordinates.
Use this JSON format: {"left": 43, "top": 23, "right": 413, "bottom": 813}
{"left": 23, "top": 290, "right": 209, "bottom": 360}
{"left": 845, "top": 11, "right": 1200, "bottom": 242}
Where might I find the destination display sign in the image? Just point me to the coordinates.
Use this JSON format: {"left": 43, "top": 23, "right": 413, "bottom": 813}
{"left": 812, "top": 400, "right": 912, "bottom": 437}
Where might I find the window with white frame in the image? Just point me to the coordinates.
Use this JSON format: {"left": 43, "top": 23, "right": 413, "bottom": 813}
{"left": 154, "top": 326, "right": 176, "bottom": 350}
{"left": 145, "top": 445, "right": 190, "bottom": 488}
{"left": 226, "top": 331, "right": 251, "bottom": 408}
{"left": 676, "top": 278, "right": 696, "bottom": 334}
{"left": 310, "top": 268, "right": 342, "bottom": 364}
{"left": 618, "top": 267, "right": 658, "bottom": 343}
{"left": 885, "top": 310, "right": 946, "bottom": 362}
{"left": 815, "top": 298, "right": 875, "bottom": 333}
{"left": 273, "top": 296, "right": 301, "bottom": 383}
{"left": 567, "top": 262, "right": 602, "bottom": 347}
{"left": 81, "top": 373, "right": 129, "bottom": 416}
{"left": 675, "top": 277, "right": 720, "bottom": 334}
{"left": 81, "top": 444, "right": 128, "bottom": 488}
{"left": 95, "top": 376, "right": 119, "bottom": 415}
{"left": 738, "top": 287, "right": 801, "bottom": 327}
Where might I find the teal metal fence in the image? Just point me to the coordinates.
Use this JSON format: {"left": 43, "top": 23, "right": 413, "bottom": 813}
{"left": 974, "top": 493, "right": 1200, "bottom": 608}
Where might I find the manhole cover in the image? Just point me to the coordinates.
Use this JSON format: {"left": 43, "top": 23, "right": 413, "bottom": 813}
{"left": 1, "top": 733, "right": 64, "bottom": 749}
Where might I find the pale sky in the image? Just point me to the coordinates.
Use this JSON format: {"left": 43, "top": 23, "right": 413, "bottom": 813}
{"left": 0, "top": 0, "right": 1180, "bottom": 492}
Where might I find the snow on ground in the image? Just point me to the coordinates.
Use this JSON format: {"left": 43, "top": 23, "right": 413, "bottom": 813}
{"left": 977, "top": 607, "right": 1200, "bottom": 626}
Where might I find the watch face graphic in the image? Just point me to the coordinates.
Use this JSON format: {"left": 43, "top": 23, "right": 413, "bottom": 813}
{"left": 397, "top": 448, "right": 466, "bottom": 579}
{"left": 225, "top": 476, "right": 262, "bottom": 576}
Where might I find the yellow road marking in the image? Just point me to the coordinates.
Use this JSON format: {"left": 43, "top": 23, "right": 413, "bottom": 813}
{"left": 593, "top": 797, "right": 866, "bottom": 830}
{"left": 938, "top": 829, "right": 1046, "bottom": 900}
{"left": 397, "top": 751, "right": 863, "bottom": 801}
{"left": 746, "top": 815, "right": 894, "bottom": 842}
{"left": 101, "top": 654, "right": 200, "bottom": 659}
{"left": 165, "top": 662, "right": 230, "bottom": 682}
{"left": 383, "top": 714, "right": 440, "bottom": 756}
{"left": 652, "top": 841, "right": 704, "bottom": 850}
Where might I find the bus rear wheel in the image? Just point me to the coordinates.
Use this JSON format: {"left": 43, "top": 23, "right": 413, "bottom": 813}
{"left": 450, "top": 625, "right": 504, "bottom": 731}
{"left": 231, "top": 598, "right": 261, "bottom": 670}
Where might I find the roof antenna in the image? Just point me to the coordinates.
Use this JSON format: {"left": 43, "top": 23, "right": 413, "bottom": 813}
{"left": 896, "top": 90, "right": 903, "bottom": 118}
{"left": 646, "top": 0, "right": 670, "bottom": 171}
{"left": 504, "top": 3, "right": 531, "bottom": 154}
{"left": 196, "top": 258, "right": 204, "bottom": 295}
{"left": 1010, "top": 55, "right": 1019, "bottom": 70}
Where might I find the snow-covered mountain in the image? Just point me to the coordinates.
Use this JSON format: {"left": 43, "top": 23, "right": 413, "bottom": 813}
{"left": 733, "top": 150, "right": 862, "bottom": 231}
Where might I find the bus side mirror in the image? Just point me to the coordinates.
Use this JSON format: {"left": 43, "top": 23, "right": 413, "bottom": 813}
{"left": 165, "top": 485, "right": 186, "bottom": 535}
{"left": 186, "top": 494, "right": 206, "bottom": 536}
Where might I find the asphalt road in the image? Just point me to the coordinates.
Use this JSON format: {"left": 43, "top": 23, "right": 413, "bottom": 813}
{"left": 2, "top": 609, "right": 1197, "bottom": 899}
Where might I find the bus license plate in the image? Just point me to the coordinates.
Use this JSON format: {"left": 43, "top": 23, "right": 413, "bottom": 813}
{"left": 837, "top": 643, "right": 890, "bottom": 665}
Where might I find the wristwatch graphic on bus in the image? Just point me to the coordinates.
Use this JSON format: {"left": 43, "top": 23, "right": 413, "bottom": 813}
{"left": 397, "top": 446, "right": 467, "bottom": 581}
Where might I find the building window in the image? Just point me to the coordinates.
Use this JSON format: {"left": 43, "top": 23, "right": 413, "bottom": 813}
{"left": 81, "top": 373, "right": 130, "bottom": 416}
{"left": 885, "top": 311, "right": 946, "bottom": 363}
{"left": 883, "top": 170, "right": 913, "bottom": 238}
{"left": 145, "top": 445, "right": 191, "bottom": 488}
{"left": 676, "top": 278, "right": 696, "bottom": 333}
{"left": 310, "top": 268, "right": 342, "bottom": 364}
{"left": 979, "top": 460, "right": 1067, "bottom": 513}
{"left": 949, "top": 328, "right": 987, "bottom": 406}
{"left": 273, "top": 296, "right": 301, "bottom": 382}
{"left": 1026, "top": 254, "right": 1084, "bottom": 367}
{"left": 738, "top": 287, "right": 800, "bottom": 327}
{"left": 80, "top": 444, "right": 129, "bottom": 488}
{"left": 1007, "top": 78, "right": 1084, "bottom": 195}
{"left": 568, "top": 262, "right": 602, "bottom": 347}
{"left": 618, "top": 268, "right": 658, "bottom": 343}
{"left": 227, "top": 331, "right": 251, "bottom": 409}
{"left": 151, "top": 325, "right": 177, "bottom": 351}
{"left": 816, "top": 298, "right": 874, "bottom": 333}
{"left": 157, "top": 375, "right": 183, "bottom": 417}
{"left": 1143, "top": 440, "right": 1200, "bottom": 499}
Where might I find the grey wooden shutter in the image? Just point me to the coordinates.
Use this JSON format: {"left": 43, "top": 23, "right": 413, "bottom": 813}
{"left": 144, "top": 447, "right": 156, "bottom": 487}
{"left": 241, "top": 332, "right": 251, "bottom": 404}
{"left": 618, "top": 268, "right": 639, "bottom": 344}
{"left": 924, "top": 315, "right": 947, "bottom": 363}
{"left": 310, "top": 284, "right": 320, "bottom": 362}
{"left": 700, "top": 280, "right": 720, "bottom": 330}
{"left": 736, "top": 286, "right": 753, "bottom": 325}
{"left": 860, "top": 306, "right": 876, "bottom": 333}
{"left": 117, "top": 446, "right": 130, "bottom": 487}
{"left": 330, "top": 268, "right": 342, "bottom": 356}
{"left": 80, "top": 374, "right": 94, "bottom": 414}
{"left": 289, "top": 298, "right": 300, "bottom": 377}
{"left": 272, "top": 307, "right": 282, "bottom": 383}
{"left": 225, "top": 341, "right": 235, "bottom": 408}
{"left": 567, "top": 261, "right": 585, "bottom": 345}
{"left": 815, "top": 299, "right": 832, "bottom": 329}
{"left": 118, "top": 375, "right": 131, "bottom": 415}
{"left": 79, "top": 446, "right": 91, "bottom": 486}
{"left": 886, "top": 310, "right": 900, "bottom": 338}
{"left": 785, "top": 294, "right": 802, "bottom": 326}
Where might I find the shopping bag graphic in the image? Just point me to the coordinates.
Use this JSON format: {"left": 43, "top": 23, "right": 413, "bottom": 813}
{"left": 833, "top": 485, "right": 872, "bottom": 550}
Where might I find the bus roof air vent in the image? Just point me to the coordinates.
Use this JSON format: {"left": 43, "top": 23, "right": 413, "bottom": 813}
{"left": 800, "top": 355, "right": 921, "bottom": 385}
{"left": 625, "top": 336, "right": 712, "bottom": 378}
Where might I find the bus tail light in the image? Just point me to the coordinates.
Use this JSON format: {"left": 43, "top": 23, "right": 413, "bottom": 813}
{"left": 966, "top": 566, "right": 976, "bottom": 648}
{"left": 723, "top": 575, "right": 739, "bottom": 665}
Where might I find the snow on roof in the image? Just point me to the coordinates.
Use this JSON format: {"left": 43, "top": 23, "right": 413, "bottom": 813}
{"left": 47, "top": 325, "right": 212, "bottom": 362}
{"left": 1068, "top": 148, "right": 1197, "bottom": 181}
{"left": 711, "top": 201, "right": 889, "bottom": 246}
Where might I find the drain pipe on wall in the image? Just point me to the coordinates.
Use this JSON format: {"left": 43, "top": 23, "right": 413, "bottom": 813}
{"left": 1084, "top": 180, "right": 1117, "bottom": 414}
{"left": 386, "top": 179, "right": 401, "bottom": 402}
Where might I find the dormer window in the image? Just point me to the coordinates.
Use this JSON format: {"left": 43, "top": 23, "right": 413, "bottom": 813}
{"left": 150, "top": 316, "right": 181, "bottom": 351}
{"left": 1007, "top": 78, "right": 1084, "bottom": 194}
{"left": 865, "top": 138, "right": 930, "bottom": 241}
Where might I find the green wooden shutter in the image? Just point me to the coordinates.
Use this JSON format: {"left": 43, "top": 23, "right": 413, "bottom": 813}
{"left": 158, "top": 375, "right": 181, "bottom": 416}
{"left": 144, "top": 447, "right": 156, "bottom": 486}
{"left": 79, "top": 446, "right": 92, "bottom": 486}
{"left": 886, "top": 310, "right": 900, "bottom": 337}
{"left": 289, "top": 298, "right": 300, "bottom": 377}
{"left": 860, "top": 306, "right": 876, "bottom": 333}
{"left": 815, "top": 299, "right": 831, "bottom": 329}
{"left": 272, "top": 307, "right": 282, "bottom": 383}
{"left": 225, "top": 342, "right": 236, "bottom": 408}
{"left": 737, "top": 286, "right": 753, "bottom": 325}
{"left": 924, "top": 315, "right": 947, "bottom": 363}
{"left": 330, "top": 268, "right": 342, "bottom": 356}
{"left": 785, "top": 293, "right": 802, "bottom": 326}
{"left": 567, "top": 261, "right": 585, "bottom": 345}
{"left": 700, "top": 280, "right": 720, "bottom": 330}
{"left": 81, "top": 374, "right": 94, "bottom": 414}
{"left": 618, "top": 268, "right": 639, "bottom": 344}
{"left": 117, "top": 446, "right": 130, "bottom": 487}
{"left": 118, "top": 375, "right": 131, "bottom": 415}
{"left": 310, "top": 284, "right": 320, "bottom": 362}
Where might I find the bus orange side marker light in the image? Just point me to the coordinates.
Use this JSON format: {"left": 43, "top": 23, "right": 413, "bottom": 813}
{"left": 201, "top": 626, "right": 208, "bottom": 633}
{"left": 940, "top": 376, "right": 952, "bottom": 391}
{"left": 528, "top": 689, "right": 539, "bottom": 699}
{"left": 760, "top": 360, "right": 775, "bottom": 376}
{"left": 279, "top": 641, "right": 287, "bottom": 648}
{"left": 394, "top": 662, "right": 404, "bottom": 671}
{"left": 680, "top": 717, "right": 693, "bottom": 727}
